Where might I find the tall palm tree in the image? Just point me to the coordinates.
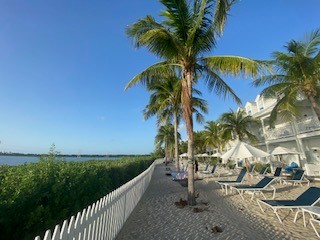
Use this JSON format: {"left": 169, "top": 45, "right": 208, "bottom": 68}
{"left": 254, "top": 29, "right": 320, "bottom": 125}
{"left": 125, "top": 0, "right": 268, "bottom": 205}
{"left": 144, "top": 76, "right": 208, "bottom": 170}
{"left": 219, "top": 109, "right": 259, "bottom": 143}
{"left": 203, "top": 121, "right": 227, "bottom": 154}
{"left": 155, "top": 124, "right": 177, "bottom": 163}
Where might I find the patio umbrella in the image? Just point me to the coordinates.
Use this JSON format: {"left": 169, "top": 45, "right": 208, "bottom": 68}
{"left": 221, "top": 141, "right": 270, "bottom": 161}
{"left": 270, "top": 146, "right": 302, "bottom": 167}
{"left": 211, "top": 152, "right": 221, "bottom": 157}
{"left": 270, "top": 146, "right": 301, "bottom": 155}
{"left": 179, "top": 153, "right": 188, "bottom": 157}
{"left": 200, "top": 153, "right": 210, "bottom": 157}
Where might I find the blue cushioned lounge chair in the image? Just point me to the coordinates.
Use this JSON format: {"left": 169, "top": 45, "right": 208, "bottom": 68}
{"left": 216, "top": 169, "right": 247, "bottom": 194}
{"left": 281, "top": 169, "right": 310, "bottom": 186}
{"left": 231, "top": 177, "right": 276, "bottom": 200}
{"left": 257, "top": 187, "right": 320, "bottom": 223}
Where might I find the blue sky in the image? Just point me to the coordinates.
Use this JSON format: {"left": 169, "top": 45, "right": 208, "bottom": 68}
{"left": 0, "top": 0, "right": 318, "bottom": 155}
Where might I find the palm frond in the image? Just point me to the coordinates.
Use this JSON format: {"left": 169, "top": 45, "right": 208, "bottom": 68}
{"left": 195, "top": 112, "right": 205, "bottom": 124}
{"left": 212, "top": 0, "right": 237, "bottom": 35}
{"left": 125, "top": 61, "right": 179, "bottom": 90}
{"left": 268, "top": 93, "right": 299, "bottom": 127}
{"left": 192, "top": 96, "right": 208, "bottom": 114}
{"left": 160, "top": 0, "right": 191, "bottom": 41}
{"left": 187, "top": 0, "right": 213, "bottom": 51}
{"left": 304, "top": 28, "right": 320, "bottom": 57}
{"left": 202, "top": 65, "right": 241, "bottom": 104}
{"left": 259, "top": 82, "right": 298, "bottom": 99}
{"left": 253, "top": 74, "right": 287, "bottom": 87}
{"left": 203, "top": 55, "right": 271, "bottom": 78}
{"left": 126, "top": 15, "right": 182, "bottom": 58}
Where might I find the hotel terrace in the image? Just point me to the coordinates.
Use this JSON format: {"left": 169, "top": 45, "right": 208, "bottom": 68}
{"left": 231, "top": 94, "right": 320, "bottom": 176}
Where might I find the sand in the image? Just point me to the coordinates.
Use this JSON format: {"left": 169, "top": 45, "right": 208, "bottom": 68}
{"left": 116, "top": 163, "right": 319, "bottom": 240}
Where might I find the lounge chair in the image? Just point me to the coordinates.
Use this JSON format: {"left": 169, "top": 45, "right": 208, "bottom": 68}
{"left": 281, "top": 169, "right": 310, "bottom": 186}
{"left": 200, "top": 163, "right": 209, "bottom": 173}
{"left": 253, "top": 166, "right": 269, "bottom": 178}
{"left": 172, "top": 171, "right": 187, "bottom": 180}
{"left": 267, "top": 167, "right": 282, "bottom": 183}
{"left": 248, "top": 164, "right": 255, "bottom": 173}
{"left": 230, "top": 177, "right": 276, "bottom": 200}
{"left": 257, "top": 187, "right": 320, "bottom": 223}
{"left": 216, "top": 169, "right": 247, "bottom": 194}
{"left": 201, "top": 165, "right": 215, "bottom": 174}
{"left": 201, "top": 165, "right": 222, "bottom": 177}
{"left": 306, "top": 209, "right": 320, "bottom": 238}
{"left": 272, "top": 167, "right": 282, "bottom": 177}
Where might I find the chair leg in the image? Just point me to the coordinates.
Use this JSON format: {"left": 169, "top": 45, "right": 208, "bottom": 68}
{"left": 257, "top": 200, "right": 265, "bottom": 212}
{"left": 293, "top": 209, "right": 302, "bottom": 224}
{"left": 274, "top": 209, "right": 283, "bottom": 223}
{"left": 259, "top": 191, "right": 265, "bottom": 200}
{"left": 272, "top": 187, "right": 276, "bottom": 199}
{"left": 310, "top": 219, "right": 320, "bottom": 238}
{"left": 250, "top": 191, "right": 255, "bottom": 201}
{"left": 238, "top": 189, "right": 245, "bottom": 200}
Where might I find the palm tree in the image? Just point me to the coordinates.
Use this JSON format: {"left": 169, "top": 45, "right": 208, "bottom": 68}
{"left": 144, "top": 76, "right": 207, "bottom": 171}
{"left": 125, "top": 0, "right": 268, "bottom": 205}
{"left": 193, "top": 131, "right": 207, "bottom": 155}
{"left": 253, "top": 29, "right": 320, "bottom": 125}
{"left": 219, "top": 109, "right": 260, "bottom": 184}
{"left": 203, "top": 121, "right": 227, "bottom": 154}
{"left": 155, "top": 124, "right": 177, "bottom": 164}
{"left": 220, "top": 109, "right": 259, "bottom": 143}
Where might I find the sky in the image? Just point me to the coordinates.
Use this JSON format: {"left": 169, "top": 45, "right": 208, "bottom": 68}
{"left": 0, "top": 0, "right": 319, "bottom": 155}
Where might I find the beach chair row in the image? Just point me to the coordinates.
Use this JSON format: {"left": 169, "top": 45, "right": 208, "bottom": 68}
{"left": 215, "top": 167, "right": 320, "bottom": 238}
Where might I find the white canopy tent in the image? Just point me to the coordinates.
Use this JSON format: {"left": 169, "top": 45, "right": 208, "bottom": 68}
{"left": 221, "top": 141, "right": 270, "bottom": 165}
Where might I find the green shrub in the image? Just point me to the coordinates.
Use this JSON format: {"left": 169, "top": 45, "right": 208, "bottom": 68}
{"left": 0, "top": 156, "right": 154, "bottom": 240}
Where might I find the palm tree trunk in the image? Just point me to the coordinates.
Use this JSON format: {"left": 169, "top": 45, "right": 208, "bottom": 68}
{"left": 174, "top": 111, "right": 180, "bottom": 171}
{"left": 181, "top": 69, "right": 196, "bottom": 206}
{"left": 307, "top": 95, "right": 320, "bottom": 122}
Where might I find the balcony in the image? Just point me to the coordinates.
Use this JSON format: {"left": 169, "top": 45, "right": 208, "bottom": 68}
{"left": 264, "top": 123, "right": 294, "bottom": 140}
{"left": 296, "top": 116, "right": 320, "bottom": 134}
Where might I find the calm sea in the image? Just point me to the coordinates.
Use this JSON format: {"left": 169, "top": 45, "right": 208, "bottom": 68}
{"left": 0, "top": 155, "right": 120, "bottom": 166}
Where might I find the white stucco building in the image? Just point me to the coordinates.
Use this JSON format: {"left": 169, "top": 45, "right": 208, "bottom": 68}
{"left": 236, "top": 94, "right": 320, "bottom": 173}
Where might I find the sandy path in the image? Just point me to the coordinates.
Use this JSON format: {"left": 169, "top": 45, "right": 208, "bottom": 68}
{"left": 116, "top": 163, "right": 318, "bottom": 239}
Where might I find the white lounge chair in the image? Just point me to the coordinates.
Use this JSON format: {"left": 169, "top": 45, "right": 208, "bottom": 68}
{"left": 231, "top": 177, "right": 276, "bottom": 200}
{"left": 281, "top": 169, "right": 310, "bottom": 186}
{"left": 216, "top": 169, "right": 247, "bottom": 194}
{"left": 257, "top": 187, "right": 320, "bottom": 223}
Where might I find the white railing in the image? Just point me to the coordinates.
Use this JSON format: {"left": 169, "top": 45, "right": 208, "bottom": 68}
{"left": 264, "top": 123, "right": 294, "bottom": 140}
{"left": 35, "top": 159, "right": 162, "bottom": 240}
{"left": 296, "top": 116, "right": 320, "bottom": 133}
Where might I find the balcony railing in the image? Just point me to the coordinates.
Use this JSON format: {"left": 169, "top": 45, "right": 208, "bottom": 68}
{"left": 296, "top": 116, "right": 320, "bottom": 134}
{"left": 264, "top": 124, "right": 294, "bottom": 140}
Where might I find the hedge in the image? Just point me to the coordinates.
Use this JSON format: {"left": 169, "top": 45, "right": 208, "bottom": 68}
{"left": 0, "top": 155, "right": 154, "bottom": 240}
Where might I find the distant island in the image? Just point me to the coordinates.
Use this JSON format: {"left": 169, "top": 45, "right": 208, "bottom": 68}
{"left": 0, "top": 152, "right": 149, "bottom": 158}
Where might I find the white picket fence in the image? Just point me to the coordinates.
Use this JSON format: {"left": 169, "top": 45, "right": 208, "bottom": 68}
{"left": 35, "top": 159, "right": 162, "bottom": 240}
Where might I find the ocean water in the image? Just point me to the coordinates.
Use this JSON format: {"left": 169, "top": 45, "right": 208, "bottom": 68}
{"left": 0, "top": 155, "right": 119, "bottom": 166}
